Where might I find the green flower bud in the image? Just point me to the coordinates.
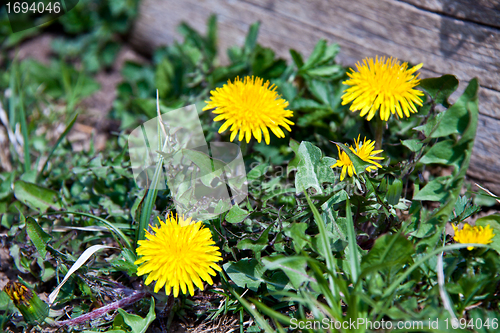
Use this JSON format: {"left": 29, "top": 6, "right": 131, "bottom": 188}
{"left": 3, "top": 281, "right": 49, "bottom": 325}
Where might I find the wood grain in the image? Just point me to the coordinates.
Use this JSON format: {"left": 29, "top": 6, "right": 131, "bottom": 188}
{"left": 130, "top": 0, "right": 500, "bottom": 192}
{"left": 401, "top": 0, "right": 500, "bottom": 29}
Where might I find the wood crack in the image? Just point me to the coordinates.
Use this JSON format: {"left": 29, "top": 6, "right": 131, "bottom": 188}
{"left": 398, "top": 0, "right": 500, "bottom": 31}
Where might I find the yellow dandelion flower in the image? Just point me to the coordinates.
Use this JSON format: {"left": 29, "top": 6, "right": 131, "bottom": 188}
{"left": 342, "top": 56, "right": 424, "bottom": 121}
{"left": 452, "top": 223, "right": 495, "bottom": 251}
{"left": 203, "top": 76, "right": 294, "bottom": 145}
{"left": 135, "top": 214, "right": 222, "bottom": 297}
{"left": 331, "top": 136, "right": 383, "bottom": 181}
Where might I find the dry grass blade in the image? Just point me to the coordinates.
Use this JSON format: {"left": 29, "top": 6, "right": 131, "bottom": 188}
{"left": 48, "top": 245, "right": 116, "bottom": 304}
{"left": 475, "top": 183, "right": 500, "bottom": 204}
{"left": 437, "top": 253, "right": 457, "bottom": 320}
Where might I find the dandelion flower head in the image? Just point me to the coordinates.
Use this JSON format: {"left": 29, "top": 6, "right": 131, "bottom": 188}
{"left": 135, "top": 214, "right": 222, "bottom": 297}
{"left": 452, "top": 223, "right": 495, "bottom": 251}
{"left": 342, "top": 56, "right": 424, "bottom": 121}
{"left": 331, "top": 136, "right": 383, "bottom": 181}
{"left": 203, "top": 76, "right": 294, "bottom": 145}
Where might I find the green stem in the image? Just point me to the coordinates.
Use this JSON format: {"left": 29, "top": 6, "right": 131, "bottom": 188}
{"left": 17, "top": 69, "right": 31, "bottom": 172}
{"left": 374, "top": 116, "right": 384, "bottom": 151}
{"left": 239, "top": 140, "right": 247, "bottom": 156}
{"left": 39, "top": 211, "right": 133, "bottom": 251}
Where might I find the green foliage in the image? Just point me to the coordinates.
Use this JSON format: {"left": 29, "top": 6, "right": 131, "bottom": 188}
{"left": 1, "top": 10, "right": 498, "bottom": 333}
{"left": 116, "top": 298, "right": 156, "bottom": 333}
{"left": 294, "top": 141, "right": 336, "bottom": 194}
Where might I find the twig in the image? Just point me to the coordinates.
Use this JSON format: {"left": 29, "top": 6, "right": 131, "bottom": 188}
{"left": 475, "top": 183, "right": 500, "bottom": 204}
{"left": 53, "top": 291, "right": 147, "bottom": 327}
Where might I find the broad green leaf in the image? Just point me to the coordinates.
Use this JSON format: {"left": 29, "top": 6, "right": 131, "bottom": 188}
{"left": 262, "top": 255, "right": 309, "bottom": 289}
{"left": 266, "top": 271, "right": 293, "bottom": 298}
{"left": 262, "top": 187, "right": 296, "bottom": 205}
{"left": 117, "top": 297, "right": 155, "bottom": 333}
{"left": 386, "top": 178, "right": 403, "bottom": 206}
{"left": 321, "top": 190, "right": 348, "bottom": 242}
{"left": 112, "top": 248, "right": 138, "bottom": 276}
{"left": 247, "top": 162, "right": 269, "bottom": 181}
{"left": 419, "top": 75, "right": 459, "bottom": 106}
{"left": 237, "top": 224, "right": 273, "bottom": 255}
{"left": 289, "top": 49, "right": 304, "bottom": 68}
{"left": 414, "top": 111, "right": 444, "bottom": 137}
{"left": 155, "top": 58, "right": 174, "bottom": 97}
{"left": 362, "top": 234, "right": 414, "bottom": 276}
{"left": 419, "top": 78, "right": 478, "bottom": 139}
{"left": 297, "top": 109, "right": 334, "bottom": 127}
{"left": 179, "top": 149, "right": 226, "bottom": 184}
{"left": 306, "top": 65, "right": 343, "bottom": 78}
{"left": 317, "top": 43, "right": 340, "bottom": 64}
{"left": 417, "top": 79, "right": 479, "bottom": 249}
{"left": 223, "top": 259, "right": 265, "bottom": 292}
{"left": 413, "top": 177, "right": 450, "bottom": 202}
{"left": 420, "top": 140, "right": 462, "bottom": 165}
{"left": 26, "top": 217, "right": 52, "bottom": 259}
{"left": 284, "top": 223, "right": 310, "bottom": 252}
{"left": 430, "top": 102, "right": 469, "bottom": 139}
{"left": 401, "top": 139, "right": 423, "bottom": 152}
{"left": 226, "top": 205, "right": 249, "bottom": 223}
{"left": 278, "top": 81, "right": 297, "bottom": 103}
{"left": 294, "top": 141, "right": 336, "bottom": 194}
{"left": 287, "top": 139, "right": 301, "bottom": 175}
{"left": 206, "top": 14, "right": 218, "bottom": 59}
{"left": 301, "top": 39, "right": 326, "bottom": 70}
{"left": 475, "top": 214, "right": 500, "bottom": 254}
{"left": 0, "top": 173, "right": 14, "bottom": 200}
{"left": 291, "top": 98, "right": 327, "bottom": 110}
{"left": 10, "top": 244, "right": 30, "bottom": 273}
{"left": 14, "top": 180, "right": 62, "bottom": 212}
{"left": 244, "top": 21, "right": 260, "bottom": 54}
{"left": 308, "top": 79, "right": 331, "bottom": 105}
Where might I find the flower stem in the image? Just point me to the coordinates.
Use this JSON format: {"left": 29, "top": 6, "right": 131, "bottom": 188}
{"left": 374, "top": 117, "right": 385, "bottom": 151}
{"left": 239, "top": 140, "right": 247, "bottom": 156}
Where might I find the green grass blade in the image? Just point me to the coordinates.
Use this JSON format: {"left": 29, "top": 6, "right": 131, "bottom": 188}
{"left": 345, "top": 197, "right": 360, "bottom": 283}
{"left": 383, "top": 243, "right": 490, "bottom": 299}
{"left": 136, "top": 91, "right": 168, "bottom": 245}
{"left": 136, "top": 158, "right": 163, "bottom": 244}
{"left": 230, "top": 289, "right": 275, "bottom": 333}
{"left": 16, "top": 66, "right": 31, "bottom": 172}
{"left": 37, "top": 113, "right": 78, "bottom": 181}
{"left": 249, "top": 298, "right": 292, "bottom": 326}
{"left": 8, "top": 61, "right": 17, "bottom": 129}
{"left": 304, "top": 191, "right": 338, "bottom": 303}
{"left": 40, "top": 211, "right": 133, "bottom": 251}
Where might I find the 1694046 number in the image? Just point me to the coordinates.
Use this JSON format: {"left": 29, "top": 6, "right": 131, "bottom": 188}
{"left": 3, "top": 0, "right": 79, "bottom": 33}
{"left": 6, "top": 1, "right": 60, "bottom": 14}
{"left": 445, "top": 317, "right": 498, "bottom": 330}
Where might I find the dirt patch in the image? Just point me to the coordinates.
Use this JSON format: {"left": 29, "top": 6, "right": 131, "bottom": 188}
{"left": 72, "top": 44, "right": 150, "bottom": 151}
{"left": 8, "top": 34, "right": 54, "bottom": 65}
{"left": 8, "top": 33, "right": 151, "bottom": 153}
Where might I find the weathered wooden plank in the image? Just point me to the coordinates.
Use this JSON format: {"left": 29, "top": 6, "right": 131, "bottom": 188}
{"left": 130, "top": 0, "right": 500, "bottom": 188}
{"left": 469, "top": 113, "right": 500, "bottom": 194}
{"left": 401, "top": 0, "right": 500, "bottom": 29}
